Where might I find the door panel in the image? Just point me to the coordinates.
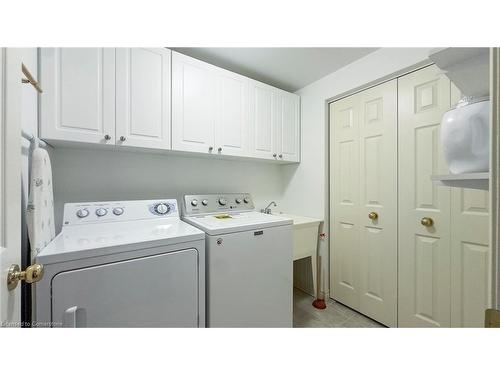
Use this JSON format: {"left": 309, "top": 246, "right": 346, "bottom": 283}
{"left": 398, "top": 65, "right": 451, "bottom": 327}
{"left": 214, "top": 72, "right": 248, "bottom": 156}
{"left": 116, "top": 48, "right": 171, "bottom": 150}
{"left": 276, "top": 90, "right": 300, "bottom": 162}
{"left": 358, "top": 80, "right": 397, "bottom": 327}
{"left": 172, "top": 52, "right": 216, "bottom": 153}
{"left": 52, "top": 249, "right": 199, "bottom": 327}
{"left": 330, "top": 94, "right": 361, "bottom": 309}
{"left": 249, "top": 81, "right": 276, "bottom": 160}
{"left": 40, "top": 48, "right": 115, "bottom": 144}
{"left": 450, "top": 84, "right": 491, "bottom": 327}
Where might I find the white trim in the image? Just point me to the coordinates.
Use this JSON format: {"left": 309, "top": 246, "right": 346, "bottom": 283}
{"left": 490, "top": 48, "right": 500, "bottom": 309}
{"left": 0, "top": 48, "right": 22, "bottom": 325}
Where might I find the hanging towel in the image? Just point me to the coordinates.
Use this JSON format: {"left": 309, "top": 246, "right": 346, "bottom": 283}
{"left": 27, "top": 147, "right": 55, "bottom": 257}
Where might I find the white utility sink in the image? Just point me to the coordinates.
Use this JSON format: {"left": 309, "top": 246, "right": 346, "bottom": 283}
{"left": 272, "top": 213, "right": 322, "bottom": 296}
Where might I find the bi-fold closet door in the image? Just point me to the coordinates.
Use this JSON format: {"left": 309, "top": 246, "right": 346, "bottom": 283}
{"left": 329, "top": 80, "right": 398, "bottom": 327}
{"left": 398, "top": 65, "right": 490, "bottom": 328}
{"left": 330, "top": 64, "right": 490, "bottom": 328}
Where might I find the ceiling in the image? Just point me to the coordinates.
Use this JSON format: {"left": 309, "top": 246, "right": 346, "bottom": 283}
{"left": 171, "top": 48, "right": 378, "bottom": 92}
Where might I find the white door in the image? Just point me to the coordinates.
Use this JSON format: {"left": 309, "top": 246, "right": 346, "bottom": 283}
{"left": 276, "top": 90, "right": 300, "bottom": 162}
{"left": 249, "top": 81, "right": 276, "bottom": 160}
{"left": 39, "top": 48, "right": 115, "bottom": 144}
{"left": 449, "top": 84, "right": 491, "bottom": 327}
{"left": 330, "top": 93, "right": 361, "bottom": 310}
{"left": 357, "top": 80, "right": 398, "bottom": 327}
{"left": 0, "top": 48, "right": 22, "bottom": 326}
{"left": 398, "top": 65, "right": 452, "bottom": 327}
{"left": 172, "top": 52, "right": 216, "bottom": 154}
{"left": 116, "top": 48, "right": 171, "bottom": 150}
{"left": 214, "top": 70, "right": 249, "bottom": 157}
{"left": 330, "top": 80, "right": 398, "bottom": 326}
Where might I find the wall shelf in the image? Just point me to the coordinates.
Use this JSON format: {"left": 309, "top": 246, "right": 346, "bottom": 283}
{"left": 431, "top": 172, "right": 489, "bottom": 190}
{"left": 428, "top": 47, "right": 489, "bottom": 97}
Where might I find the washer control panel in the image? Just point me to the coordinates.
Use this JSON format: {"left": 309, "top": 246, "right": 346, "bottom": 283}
{"left": 63, "top": 199, "right": 178, "bottom": 226}
{"left": 183, "top": 193, "right": 254, "bottom": 216}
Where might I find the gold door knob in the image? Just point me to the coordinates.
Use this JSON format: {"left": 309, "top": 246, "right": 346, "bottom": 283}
{"left": 421, "top": 217, "right": 434, "bottom": 227}
{"left": 7, "top": 264, "right": 44, "bottom": 291}
{"left": 368, "top": 212, "right": 378, "bottom": 220}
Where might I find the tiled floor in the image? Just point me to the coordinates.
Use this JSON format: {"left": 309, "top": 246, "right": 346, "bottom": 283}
{"left": 293, "top": 288, "right": 385, "bottom": 328}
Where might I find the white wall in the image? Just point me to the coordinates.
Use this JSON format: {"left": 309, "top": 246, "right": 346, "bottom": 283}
{"left": 51, "top": 148, "right": 284, "bottom": 232}
{"left": 282, "top": 48, "right": 435, "bottom": 296}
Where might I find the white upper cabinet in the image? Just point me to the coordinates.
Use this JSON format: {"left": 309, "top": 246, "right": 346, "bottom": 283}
{"left": 248, "top": 81, "right": 276, "bottom": 160}
{"left": 214, "top": 70, "right": 249, "bottom": 156}
{"left": 248, "top": 81, "right": 300, "bottom": 161}
{"left": 172, "top": 52, "right": 250, "bottom": 157}
{"left": 40, "top": 48, "right": 300, "bottom": 163}
{"left": 115, "top": 48, "right": 171, "bottom": 150}
{"left": 172, "top": 52, "right": 216, "bottom": 154}
{"left": 275, "top": 90, "right": 300, "bottom": 162}
{"left": 40, "top": 48, "right": 116, "bottom": 144}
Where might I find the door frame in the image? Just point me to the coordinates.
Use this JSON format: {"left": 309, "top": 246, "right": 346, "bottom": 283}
{"left": 490, "top": 47, "right": 500, "bottom": 309}
{"left": 0, "top": 48, "right": 22, "bottom": 326}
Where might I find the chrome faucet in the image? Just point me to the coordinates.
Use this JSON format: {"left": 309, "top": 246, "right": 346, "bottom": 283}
{"left": 261, "top": 201, "right": 277, "bottom": 214}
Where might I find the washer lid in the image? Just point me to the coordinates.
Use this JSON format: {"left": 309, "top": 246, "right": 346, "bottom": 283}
{"left": 182, "top": 211, "right": 293, "bottom": 235}
{"left": 36, "top": 218, "right": 205, "bottom": 265}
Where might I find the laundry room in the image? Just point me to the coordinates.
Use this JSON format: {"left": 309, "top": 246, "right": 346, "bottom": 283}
{"left": 8, "top": 45, "right": 495, "bottom": 330}
{"left": 1, "top": 3, "right": 499, "bottom": 373}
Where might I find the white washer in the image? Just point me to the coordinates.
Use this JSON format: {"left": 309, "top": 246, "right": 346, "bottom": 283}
{"left": 182, "top": 193, "right": 293, "bottom": 327}
{"left": 34, "top": 199, "right": 205, "bottom": 328}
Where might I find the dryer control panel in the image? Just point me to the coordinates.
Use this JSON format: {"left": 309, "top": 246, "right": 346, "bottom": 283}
{"left": 63, "top": 199, "right": 179, "bottom": 226}
{"left": 183, "top": 193, "right": 254, "bottom": 216}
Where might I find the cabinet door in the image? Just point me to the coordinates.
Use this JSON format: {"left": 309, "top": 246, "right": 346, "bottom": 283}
{"left": 276, "top": 90, "right": 300, "bottom": 162}
{"left": 249, "top": 81, "right": 276, "bottom": 160}
{"left": 40, "top": 48, "right": 115, "bottom": 144}
{"left": 116, "top": 48, "right": 171, "bottom": 150}
{"left": 172, "top": 52, "right": 216, "bottom": 154}
{"left": 329, "top": 94, "right": 361, "bottom": 310}
{"left": 214, "top": 71, "right": 249, "bottom": 157}
{"left": 51, "top": 250, "right": 199, "bottom": 327}
{"left": 398, "top": 65, "right": 452, "bottom": 327}
{"left": 450, "top": 84, "right": 491, "bottom": 327}
{"left": 358, "top": 80, "right": 397, "bottom": 327}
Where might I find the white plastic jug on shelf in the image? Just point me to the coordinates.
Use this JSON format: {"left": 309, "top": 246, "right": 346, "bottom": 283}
{"left": 441, "top": 97, "right": 489, "bottom": 174}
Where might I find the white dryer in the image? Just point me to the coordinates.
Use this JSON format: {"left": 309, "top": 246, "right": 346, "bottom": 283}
{"left": 182, "top": 193, "right": 293, "bottom": 327}
{"left": 34, "top": 199, "right": 205, "bottom": 328}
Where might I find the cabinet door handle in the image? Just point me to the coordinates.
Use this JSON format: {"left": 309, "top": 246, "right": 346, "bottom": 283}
{"left": 209, "top": 146, "right": 213, "bottom": 152}
{"left": 119, "top": 136, "right": 126, "bottom": 142}
{"left": 218, "top": 147, "right": 222, "bottom": 152}
{"left": 368, "top": 212, "right": 378, "bottom": 220}
{"left": 279, "top": 154, "right": 283, "bottom": 159}
{"left": 104, "top": 134, "right": 111, "bottom": 141}
{"left": 273, "top": 153, "right": 277, "bottom": 158}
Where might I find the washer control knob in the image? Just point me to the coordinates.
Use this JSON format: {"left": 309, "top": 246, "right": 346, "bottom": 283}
{"left": 202, "top": 199, "right": 209, "bottom": 206}
{"left": 113, "top": 207, "right": 124, "bottom": 216}
{"left": 243, "top": 197, "right": 250, "bottom": 204}
{"left": 154, "top": 203, "right": 170, "bottom": 215}
{"left": 76, "top": 208, "right": 89, "bottom": 218}
{"left": 235, "top": 198, "right": 242, "bottom": 204}
{"left": 95, "top": 208, "right": 108, "bottom": 217}
{"left": 191, "top": 199, "right": 198, "bottom": 207}
{"left": 218, "top": 198, "right": 227, "bottom": 206}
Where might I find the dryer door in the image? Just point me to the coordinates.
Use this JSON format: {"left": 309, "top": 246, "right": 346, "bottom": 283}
{"left": 51, "top": 248, "right": 199, "bottom": 327}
